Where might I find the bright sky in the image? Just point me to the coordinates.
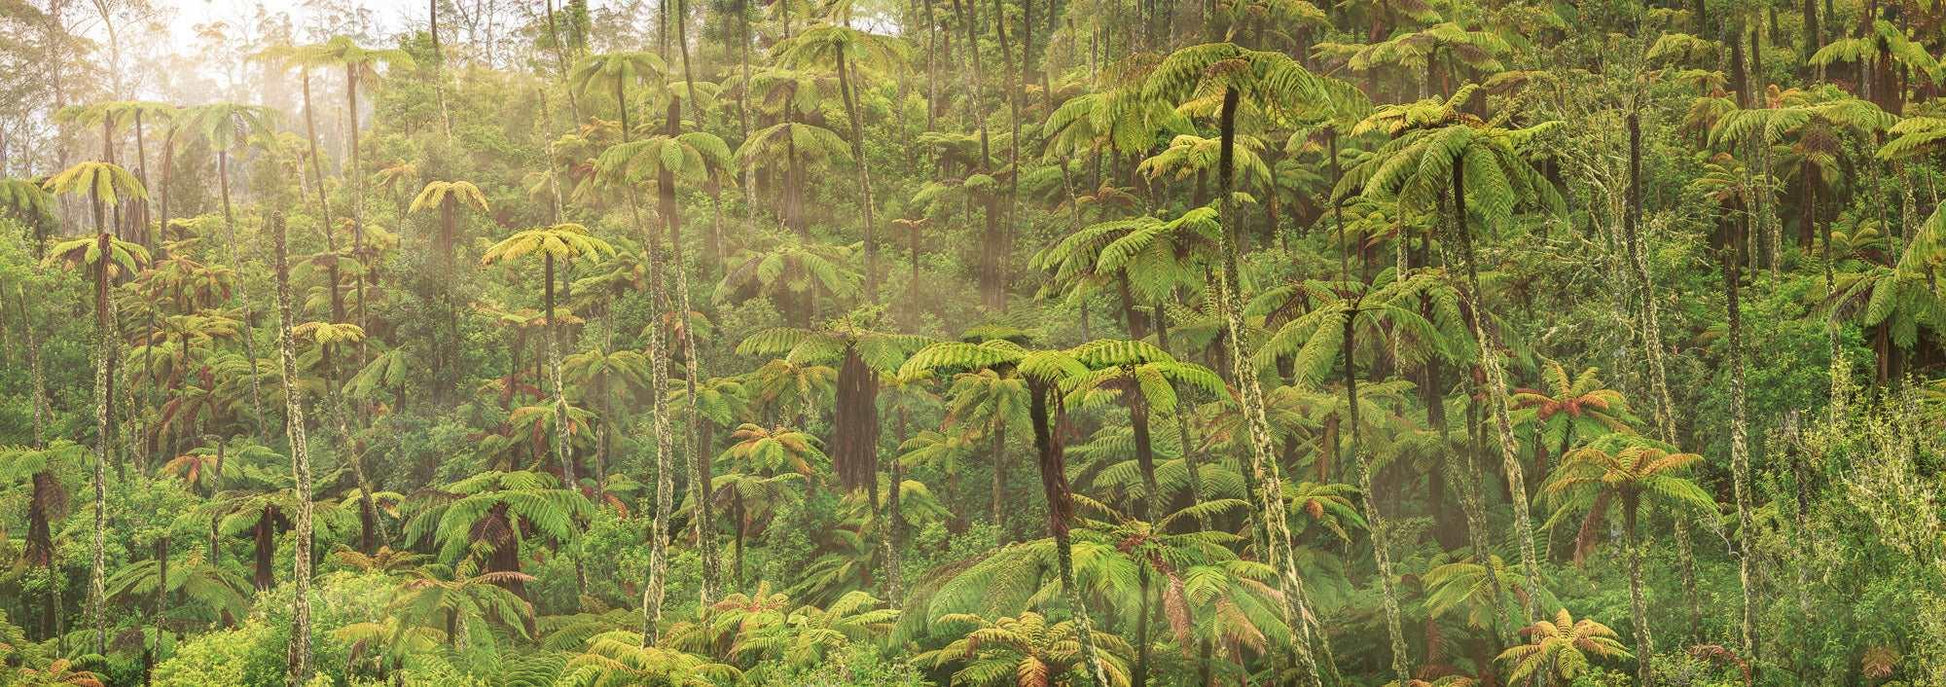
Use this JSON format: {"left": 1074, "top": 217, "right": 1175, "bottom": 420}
{"left": 166, "top": 0, "right": 409, "bottom": 42}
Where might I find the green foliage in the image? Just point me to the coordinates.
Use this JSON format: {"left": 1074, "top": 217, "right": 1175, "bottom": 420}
{"left": 8, "top": 2, "right": 1946, "bottom": 686}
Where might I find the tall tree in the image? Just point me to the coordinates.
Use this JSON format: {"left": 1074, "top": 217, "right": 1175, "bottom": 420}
{"left": 1543, "top": 438, "right": 1715, "bottom": 687}
{"left": 774, "top": 23, "right": 908, "bottom": 298}
{"left": 303, "top": 36, "right": 415, "bottom": 336}
{"left": 597, "top": 114, "right": 738, "bottom": 605}
{"left": 1343, "top": 104, "right": 1565, "bottom": 624}
{"left": 42, "top": 160, "right": 149, "bottom": 655}
{"left": 184, "top": 103, "right": 277, "bottom": 434}
{"left": 481, "top": 223, "right": 617, "bottom": 494}
{"left": 268, "top": 211, "right": 317, "bottom": 687}
{"left": 1144, "top": 43, "right": 1365, "bottom": 683}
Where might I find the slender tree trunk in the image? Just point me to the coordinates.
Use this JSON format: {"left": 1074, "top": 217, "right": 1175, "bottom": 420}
{"left": 157, "top": 129, "right": 175, "bottom": 244}
{"left": 835, "top": 50, "right": 881, "bottom": 299}
{"left": 1802, "top": 0, "right": 1821, "bottom": 66}
{"left": 1624, "top": 112, "right": 1701, "bottom": 631}
{"left": 47, "top": 527, "right": 65, "bottom": 652}
{"left": 545, "top": 253, "right": 580, "bottom": 493}
{"left": 19, "top": 286, "right": 47, "bottom": 449}
{"left": 430, "top": 0, "right": 452, "bottom": 137}
{"left": 994, "top": 0, "right": 1024, "bottom": 311}
{"left": 886, "top": 407, "right": 912, "bottom": 603}
{"left": 271, "top": 212, "right": 316, "bottom": 687}
{"left": 1128, "top": 383, "right": 1158, "bottom": 687}
{"left": 345, "top": 65, "right": 371, "bottom": 357}
{"left": 596, "top": 376, "right": 614, "bottom": 500}
{"left": 88, "top": 234, "right": 110, "bottom": 657}
{"left": 1724, "top": 214, "right": 1761, "bottom": 663}
{"left": 736, "top": 0, "right": 755, "bottom": 240}
{"left": 991, "top": 424, "right": 1008, "bottom": 546}
{"left": 209, "top": 440, "right": 224, "bottom": 565}
{"left": 543, "top": 0, "right": 580, "bottom": 122}
{"left": 132, "top": 111, "right": 151, "bottom": 247}
{"left": 299, "top": 70, "right": 335, "bottom": 238}
{"left": 1027, "top": 381, "right": 1113, "bottom": 687}
{"left": 652, "top": 82, "right": 724, "bottom": 606}
{"left": 631, "top": 178, "right": 679, "bottom": 645}
{"left": 327, "top": 363, "right": 381, "bottom": 553}
{"left": 923, "top": 0, "right": 939, "bottom": 131}
{"left": 1329, "top": 132, "right": 1350, "bottom": 281}
{"left": 1451, "top": 158, "right": 1546, "bottom": 623}
{"left": 297, "top": 71, "right": 344, "bottom": 331}
{"left": 1341, "top": 303, "right": 1413, "bottom": 685}
{"left": 1213, "top": 86, "right": 1331, "bottom": 686}
{"left": 46, "top": 1, "right": 70, "bottom": 169}
{"left": 951, "top": 0, "right": 998, "bottom": 307}
{"left": 1624, "top": 499, "right": 1656, "bottom": 687}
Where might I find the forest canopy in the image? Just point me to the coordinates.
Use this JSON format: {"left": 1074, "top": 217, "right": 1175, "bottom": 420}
{"left": 0, "top": 0, "right": 1944, "bottom": 685}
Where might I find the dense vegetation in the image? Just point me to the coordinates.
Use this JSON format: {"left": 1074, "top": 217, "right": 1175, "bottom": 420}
{"left": 1, "top": 0, "right": 1944, "bottom": 684}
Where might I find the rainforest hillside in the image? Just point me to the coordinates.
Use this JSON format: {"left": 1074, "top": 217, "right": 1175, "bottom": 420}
{"left": 0, "top": 0, "right": 1945, "bottom": 685}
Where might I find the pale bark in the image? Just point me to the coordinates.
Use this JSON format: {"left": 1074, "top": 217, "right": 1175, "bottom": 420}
{"left": 1624, "top": 111, "right": 1700, "bottom": 632}
{"left": 1625, "top": 501, "right": 1656, "bottom": 687}
{"left": 631, "top": 183, "right": 678, "bottom": 646}
{"left": 1214, "top": 86, "right": 1330, "bottom": 686}
{"left": 666, "top": 81, "right": 723, "bottom": 606}
{"left": 1451, "top": 161, "right": 1545, "bottom": 623}
{"left": 271, "top": 213, "right": 316, "bottom": 687}
{"left": 547, "top": 253, "right": 577, "bottom": 492}
{"left": 1340, "top": 306, "right": 1413, "bottom": 685}
{"left": 88, "top": 258, "right": 109, "bottom": 657}
{"left": 1725, "top": 225, "right": 1761, "bottom": 661}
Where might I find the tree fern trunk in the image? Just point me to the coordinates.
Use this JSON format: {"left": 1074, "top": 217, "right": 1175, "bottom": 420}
{"left": 89, "top": 248, "right": 109, "bottom": 658}
{"left": 346, "top": 65, "right": 370, "bottom": 358}
{"left": 661, "top": 94, "right": 723, "bottom": 606}
{"left": 632, "top": 184, "right": 678, "bottom": 647}
{"left": 1128, "top": 382, "right": 1157, "bottom": 687}
{"left": 298, "top": 72, "right": 339, "bottom": 325}
{"left": 883, "top": 408, "right": 910, "bottom": 605}
{"left": 542, "top": 0, "right": 578, "bottom": 123}
{"left": 210, "top": 441, "right": 225, "bottom": 566}
{"left": 19, "top": 285, "right": 46, "bottom": 449}
{"left": 836, "top": 49, "right": 880, "bottom": 299}
{"left": 1724, "top": 219, "right": 1761, "bottom": 665}
{"left": 430, "top": 0, "right": 453, "bottom": 137}
{"left": 992, "top": 423, "right": 1008, "bottom": 546}
{"left": 328, "top": 381, "right": 381, "bottom": 553}
{"left": 1028, "top": 380, "right": 1113, "bottom": 687}
{"left": 1451, "top": 159, "right": 1546, "bottom": 624}
{"left": 1214, "top": 85, "right": 1331, "bottom": 687}
{"left": 271, "top": 212, "right": 316, "bottom": 687}
{"left": 1342, "top": 304, "right": 1414, "bottom": 685}
{"left": 547, "top": 253, "right": 578, "bottom": 494}
{"left": 1624, "top": 499, "right": 1655, "bottom": 687}
{"left": 1624, "top": 111, "right": 1700, "bottom": 632}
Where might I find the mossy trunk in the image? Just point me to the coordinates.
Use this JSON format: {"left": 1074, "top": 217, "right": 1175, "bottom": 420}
{"left": 271, "top": 212, "right": 316, "bottom": 687}
{"left": 633, "top": 177, "right": 678, "bottom": 646}
{"left": 1451, "top": 156, "right": 1546, "bottom": 624}
{"left": 1214, "top": 85, "right": 1332, "bottom": 686}
{"left": 1624, "top": 498, "right": 1656, "bottom": 687}
{"left": 1342, "top": 304, "right": 1413, "bottom": 684}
